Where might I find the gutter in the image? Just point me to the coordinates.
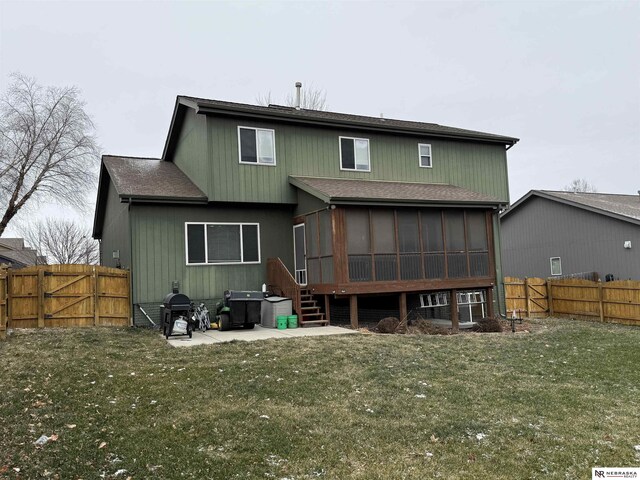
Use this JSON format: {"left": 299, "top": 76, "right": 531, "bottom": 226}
{"left": 195, "top": 104, "right": 519, "bottom": 146}
{"left": 330, "top": 199, "right": 504, "bottom": 209}
{"left": 119, "top": 196, "right": 209, "bottom": 205}
{"left": 505, "top": 139, "right": 519, "bottom": 151}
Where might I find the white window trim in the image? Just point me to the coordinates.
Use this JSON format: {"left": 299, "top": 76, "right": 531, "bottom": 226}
{"left": 418, "top": 143, "right": 432, "bottom": 168}
{"left": 339, "top": 136, "right": 371, "bottom": 172}
{"left": 550, "top": 257, "right": 562, "bottom": 276}
{"left": 185, "top": 222, "right": 261, "bottom": 266}
{"left": 457, "top": 290, "right": 486, "bottom": 323}
{"left": 420, "top": 292, "right": 449, "bottom": 308}
{"left": 237, "top": 126, "right": 277, "bottom": 166}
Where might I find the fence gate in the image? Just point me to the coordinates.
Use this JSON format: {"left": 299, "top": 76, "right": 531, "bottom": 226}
{"left": 8, "top": 264, "right": 130, "bottom": 329}
{"left": 504, "top": 276, "right": 548, "bottom": 318}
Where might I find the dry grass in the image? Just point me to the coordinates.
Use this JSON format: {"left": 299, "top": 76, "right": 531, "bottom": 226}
{"left": 1, "top": 318, "right": 639, "bottom": 479}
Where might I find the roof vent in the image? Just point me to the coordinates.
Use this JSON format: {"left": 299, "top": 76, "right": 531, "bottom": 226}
{"left": 295, "top": 82, "right": 302, "bottom": 110}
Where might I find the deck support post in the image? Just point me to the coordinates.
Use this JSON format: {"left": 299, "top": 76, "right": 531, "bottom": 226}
{"left": 487, "top": 286, "right": 494, "bottom": 318}
{"left": 399, "top": 292, "right": 407, "bottom": 323}
{"left": 350, "top": 295, "right": 358, "bottom": 329}
{"left": 324, "top": 294, "right": 331, "bottom": 325}
{"left": 451, "top": 289, "right": 459, "bottom": 332}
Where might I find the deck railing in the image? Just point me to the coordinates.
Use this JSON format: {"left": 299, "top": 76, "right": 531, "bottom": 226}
{"left": 267, "top": 258, "right": 301, "bottom": 315}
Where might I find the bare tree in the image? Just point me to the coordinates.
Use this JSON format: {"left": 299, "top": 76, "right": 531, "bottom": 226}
{"left": 19, "top": 218, "right": 99, "bottom": 265}
{"left": 0, "top": 73, "right": 100, "bottom": 237}
{"left": 256, "top": 82, "right": 328, "bottom": 111}
{"left": 563, "top": 178, "right": 598, "bottom": 193}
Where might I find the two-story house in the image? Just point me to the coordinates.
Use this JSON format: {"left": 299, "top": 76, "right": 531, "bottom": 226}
{"left": 92, "top": 93, "right": 518, "bottom": 327}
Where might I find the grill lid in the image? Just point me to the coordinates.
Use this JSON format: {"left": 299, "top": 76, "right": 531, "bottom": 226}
{"left": 163, "top": 292, "right": 191, "bottom": 308}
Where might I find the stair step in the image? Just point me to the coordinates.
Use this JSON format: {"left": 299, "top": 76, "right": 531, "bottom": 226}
{"left": 300, "top": 319, "right": 329, "bottom": 325}
{"left": 301, "top": 306, "right": 319, "bottom": 311}
{"left": 301, "top": 311, "right": 324, "bottom": 317}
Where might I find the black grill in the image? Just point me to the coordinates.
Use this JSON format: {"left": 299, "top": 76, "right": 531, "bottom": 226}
{"left": 161, "top": 292, "right": 192, "bottom": 338}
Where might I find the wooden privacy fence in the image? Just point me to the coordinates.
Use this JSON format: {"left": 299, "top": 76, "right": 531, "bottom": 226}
{"left": 505, "top": 276, "right": 640, "bottom": 326}
{"left": 5, "top": 264, "right": 130, "bottom": 331}
{"left": 0, "top": 267, "right": 7, "bottom": 340}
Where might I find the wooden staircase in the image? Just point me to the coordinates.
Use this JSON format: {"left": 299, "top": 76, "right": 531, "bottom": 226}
{"left": 267, "top": 258, "right": 329, "bottom": 327}
{"left": 299, "top": 289, "right": 329, "bottom": 326}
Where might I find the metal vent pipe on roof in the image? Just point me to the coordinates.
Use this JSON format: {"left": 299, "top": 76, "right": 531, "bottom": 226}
{"left": 295, "top": 82, "right": 302, "bottom": 110}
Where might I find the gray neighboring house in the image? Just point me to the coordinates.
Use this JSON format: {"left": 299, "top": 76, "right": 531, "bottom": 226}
{"left": 501, "top": 190, "right": 640, "bottom": 280}
{"left": 0, "top": 238, "right": 44, "bottom": 268}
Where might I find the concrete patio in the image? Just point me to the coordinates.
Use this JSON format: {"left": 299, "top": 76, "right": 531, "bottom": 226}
{"left": 165, "top": 324, "right": 358, "bottom": 347}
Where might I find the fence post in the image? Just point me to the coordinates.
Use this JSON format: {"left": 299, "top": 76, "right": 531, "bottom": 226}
{"left": 37, "top": 268, "right": 45, "bottom": 328}
{"left": 524, "top": 277, "right": 531, "bottom": 318}
{"left": 93, "top": 266, "right": 100, "bottom": 326}
{"left": 547, "top": 279, "right": 554, "bottom": 317}
{"left": 598, "top": 280, "right": 604, "bottom": 322}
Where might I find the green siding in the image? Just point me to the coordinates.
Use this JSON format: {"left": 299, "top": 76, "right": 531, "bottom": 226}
{"left": 130, "top": 203, "right": 294, "bottom": 306}
{"left": 100, "top": 179, "right": 130, "bottom": 269}
{"left": 172, "top": 109, "right": 208, "bottom": 195}
{"left": 295, "top": 190, "right": 329, "bottom": 216}
{"left": 200, "top": 116, "right": 510, "bottom": 205}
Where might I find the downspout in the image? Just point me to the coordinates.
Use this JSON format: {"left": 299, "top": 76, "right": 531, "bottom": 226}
{"left": 128, "top": 199, "right": 135, "bottom": 327}
{"left": 494, "top": 207, "right": 507, "bottom": 318}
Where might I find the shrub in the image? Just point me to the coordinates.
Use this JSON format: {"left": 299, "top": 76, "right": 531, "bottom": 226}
{"left": 377, "top": 317, "right": 399, "bottom": 333}
{"left": 474, "top": 317, "right": 503, "bottom": 333}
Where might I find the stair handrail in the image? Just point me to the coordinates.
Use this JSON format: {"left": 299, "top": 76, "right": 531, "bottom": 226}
{"left": 267, "top": 258, "right": 301, "bottom": 316}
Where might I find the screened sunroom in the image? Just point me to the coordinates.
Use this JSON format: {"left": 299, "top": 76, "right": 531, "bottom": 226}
{"left": 284, "top": 176, "right": 505, "bottom": 328}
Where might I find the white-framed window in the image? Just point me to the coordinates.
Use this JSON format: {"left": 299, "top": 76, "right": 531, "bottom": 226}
{"left": 185, "top": 222, "right": 261, "bottom": 265}
{"left": 550, "top": 257, "right": 562, "bottom": 276}
{"left": 418, "top": 143, "right": 432, "bottom": 168}
{"left": 456, "top": 290, "right": 486, "bottom": 323}
{"left": 339, "top": 136, "right": 370, "bottom": 171}
{"left": 420, "top": 292, "right": 450, "bottom": 308}
{"left": 238, "top": 127, "right": 276, "bottom": 165}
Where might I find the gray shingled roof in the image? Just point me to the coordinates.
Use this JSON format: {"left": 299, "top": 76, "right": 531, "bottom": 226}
{"left": 180, "top": 96, "right": 518, "bottom": 145}
{"left": 541, "top": 191, "right": 640, "bottom": 221}
{"left": 290, "top": 176, "right": 502, "bottom": 205}
{"left": 103, "top": 156, "right": 207, "bottom": 201}
{"left": 501, "top": 190, "right": 640, "bottom": 226}
{"left": 0, "top": 238, "right": 40, "bottom": 267}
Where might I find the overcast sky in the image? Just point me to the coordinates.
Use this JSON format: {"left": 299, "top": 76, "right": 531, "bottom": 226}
{"left": 1, "top": 0, "right": 638, "bottom": 237}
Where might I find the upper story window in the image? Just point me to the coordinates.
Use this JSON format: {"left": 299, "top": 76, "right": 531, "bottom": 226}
{"left": 238, "top": 127, "right": 276, "bottom": 165}
{"left": 185, "top": 222, "right": 260, "bottom": 265}
{"left": 418, "top": 143, "right": 432, "bottom": 168}
{"left": 340, "top": 136, "right": 370, "bottom": 172}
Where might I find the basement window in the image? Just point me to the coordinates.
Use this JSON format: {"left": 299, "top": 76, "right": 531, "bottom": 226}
{"left": 457, "top": 290, "right": 487, "bottom": 323}
{"left": 550, "top": 257, "right": 562, "bottom": 276}
{"left": 420, "top": 292, "right": 450, "bottom": 308}
{"left": 185, "top": 223, "right": 260, "bottom": 265}
{"left": 418, "top": 143, "right": 432, "bottom": 168}
{"left": 340, "top": 136, "right": 370, "bottom": 171}
{"left": 238, "top": 127, "right": 276, "bottom": 165}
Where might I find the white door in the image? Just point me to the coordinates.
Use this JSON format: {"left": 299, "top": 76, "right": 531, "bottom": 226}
{"left": 293, "top": 224, "right": 307, "bottom": 285}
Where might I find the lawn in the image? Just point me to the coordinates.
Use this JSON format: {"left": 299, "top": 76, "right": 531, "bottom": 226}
{"left": 0, "top": 319, "right": 639, "bottom": 479}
